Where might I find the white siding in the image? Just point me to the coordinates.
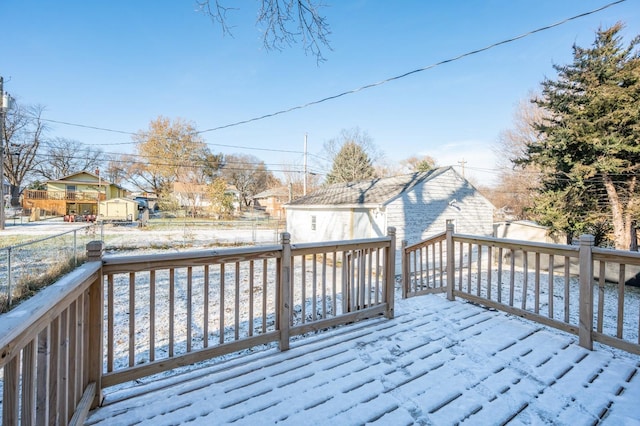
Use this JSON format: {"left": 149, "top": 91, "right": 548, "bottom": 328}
{"left": 285, "top": 169, "right": 494, "bottom": 249}
{"left": 286, "top": 207, "right": 380, "bottom": 243}
{"left": 385, "top": 169, "right": 493, "bottom": 247}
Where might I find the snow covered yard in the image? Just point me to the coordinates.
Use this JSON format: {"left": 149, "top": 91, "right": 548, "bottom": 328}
{"left": 86, "top": 292, "right": 640, "bottom": 425}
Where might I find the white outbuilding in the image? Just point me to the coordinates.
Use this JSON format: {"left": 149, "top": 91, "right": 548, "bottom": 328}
{"left": 285, "top": 167, "right": 495, "bottom": 247}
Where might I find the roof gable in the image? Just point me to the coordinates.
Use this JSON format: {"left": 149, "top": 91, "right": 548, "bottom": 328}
{"left": 287, "top": 167, "right": 454, "bottom": 207}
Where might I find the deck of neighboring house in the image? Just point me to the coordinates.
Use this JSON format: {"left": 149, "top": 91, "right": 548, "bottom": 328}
{"left": 86, "top": 294, "right": 640, "bottom": 425}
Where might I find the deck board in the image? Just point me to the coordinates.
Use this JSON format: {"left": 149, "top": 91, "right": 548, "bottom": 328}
{"left": 86, "top": 294, "right": 640, "bottom": 425}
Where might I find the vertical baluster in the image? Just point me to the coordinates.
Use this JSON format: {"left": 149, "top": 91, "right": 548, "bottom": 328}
{"left": 564, "top": 260, "right": 570, "bottom": 323}
{"left": 235, "top": 262, "right": 240, "bottom": 340}
{"left": 597, "top": 260, "right": 605, "bottom": 334}
{"left": 219, "top": 264, "right": 225, "bottom": 345}
{"left": 617, "top": 264, "right": 625, "bottom": 339}
{"left": 509, "top": 250, "right": 515, "bottom": 307}
{"left": 149, "top": 270, "right": 156, "bottom": 360}
{"left": 249, "top": 260, "right": 254, "bottom": 336}
{"left": 534, "top": 253, "right": 540, "bottom": 314}
{"left": 497, "top": 247, "right": 503, "bottom": 303}
{"left": 487, "top": 246, "right": 493, "bottom": 300}
{"left": 187, "top": 266, "right": 193, "bottom": 351}
{"left": 107, "top": 274, "right": 114, "bottom": 372}
{"left": 128, "top": 273, "right": 135, "bottom": 366}
{"left": 169, "top": 268, "right": 175, "bottom": 355}
{"left": 548, "top": 255, "right": 555, "bottom": 319}
{"left": 312, "top": 253, "right": 318, "bottom": 321}
{"left": 262, "top": 259, "right": 268, "bottom": 333}
{"left": 522, "top": 251, "right": 528, "bottom": 310}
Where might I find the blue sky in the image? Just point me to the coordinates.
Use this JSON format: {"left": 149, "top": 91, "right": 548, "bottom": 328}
{"left": 2, "top": 0, "right": 639, "bottom": 186}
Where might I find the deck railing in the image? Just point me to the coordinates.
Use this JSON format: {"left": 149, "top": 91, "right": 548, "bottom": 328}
{"left": 402, "top": 224, "right": 640, "bottom": 355}
{"left": 0, "top": 229, "right": 396, "bottom": 425}
{"left": 0, "top": 242, "right": 104, "bottom": 425}
{"left": 23, "top": 189, "right": 106, "bottom": 202}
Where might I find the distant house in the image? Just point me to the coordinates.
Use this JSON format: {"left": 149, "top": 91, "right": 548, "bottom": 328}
{"left": 22, "top": 171, "right": 128, "bottom": 217}
{"left": 253, "top": 187, "right": 291, "bottom": 218}
{"left": 172, "top": 182, "right": 241, "bottom": 215}
{"left": 285, "top": 167, "right": 495, "bottom": 249}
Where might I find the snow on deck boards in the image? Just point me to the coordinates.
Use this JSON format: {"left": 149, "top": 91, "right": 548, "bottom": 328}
{"left": 86, "top": 294, "right": 640, "bottom": 425}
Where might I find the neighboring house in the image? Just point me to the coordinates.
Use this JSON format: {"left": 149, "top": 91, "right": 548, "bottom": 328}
{"left": 172, "top": 182, "right": 241, "bottom": 215}
{"left": 173, "top": 182, "right": 210, "bottom": 213}
{"left": 22, "top": 171, "right": 128, "bottom": 216}
{"left": 253, "top": 186, "right": 291, "bottom": 218}
{"left": 285, "top": 167, "right": 495, "bottom": 251}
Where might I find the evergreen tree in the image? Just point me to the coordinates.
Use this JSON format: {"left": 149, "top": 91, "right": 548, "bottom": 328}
{"left": 325, "top": 141, "right": 375, "bottom": 184}
{"left": 520, "top": 23, "right": 640, "bottom": 249}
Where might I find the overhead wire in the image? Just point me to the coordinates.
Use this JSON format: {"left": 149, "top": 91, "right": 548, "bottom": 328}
{"left": 27, "top": 0, "right": 626, "bottom": 156}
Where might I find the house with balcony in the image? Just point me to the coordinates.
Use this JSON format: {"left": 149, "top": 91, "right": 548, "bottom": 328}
{"left": 21, "top": 171, "right": 128, "bottom": 217}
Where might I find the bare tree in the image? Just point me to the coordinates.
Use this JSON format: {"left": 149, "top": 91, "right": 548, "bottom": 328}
{"left": 489, "top": 96, "right": 547, "bottom": 220}
{"left": 197, "top": 0, "right": 331, "bottom": 63}
{"left": 280, "top": 162, "right": 321, "bottom": 198}
{"left": 401, "top": 155, "right": 437, "bottom": 173}
{"left": 103, "top": 154, "right": 128, "bottom": 187}
{"left": 35, "top": 137, "right": 103, "bottom": 180}
{"left": 222, "top": 154, "right": 279, "bottom": 208}
{"left": 2, "top": 101, "right": 46, "bottom": 206}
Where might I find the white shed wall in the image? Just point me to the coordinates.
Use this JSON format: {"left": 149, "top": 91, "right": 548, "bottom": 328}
{"left": 286, "top": 208, "right": 382, "bottom": 243}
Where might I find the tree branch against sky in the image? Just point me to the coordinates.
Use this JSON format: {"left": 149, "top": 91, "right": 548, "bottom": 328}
{"left": 196, "top": 0, "right": 331, "bottom": 63}
{"left": 35, "top": 137, "right": 103, "bottom": 180}
{"left": 2, "top": 100, "right": 46, "bottom": 206}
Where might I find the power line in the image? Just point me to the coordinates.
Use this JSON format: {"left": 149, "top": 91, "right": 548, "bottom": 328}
{"left": 28, "top": 0, "right": 625, "bottom": 145}
{"left": 197, "top": 0, "right": 626, "bottom": 134}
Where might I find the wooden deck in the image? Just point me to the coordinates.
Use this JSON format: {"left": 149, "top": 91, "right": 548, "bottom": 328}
{"left": 85, "top": 294, "right": 640, "bottom": 425}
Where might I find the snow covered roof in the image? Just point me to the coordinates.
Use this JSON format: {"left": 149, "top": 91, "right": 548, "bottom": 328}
{"left": 286, "top": 167, "right": 454, "bottom": 208}
{"left": 87, "top": 293, "right": 640, "bottom": 424}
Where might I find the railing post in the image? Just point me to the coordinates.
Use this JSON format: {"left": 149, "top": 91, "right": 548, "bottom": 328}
{"left": 446, "top": 223, "right": 455, "bottom": 301}
{"left": 385, "top": 227, "right": 396, "bottom": 319}
{"left": 86, "top": 241, "right": 104, "bottom": 407}
{"left": 279, "top": 232, "right": 291, "bottom": 351}
{"left": 7, "top": 246, "right": 12, "bottom": 308}
{"left": 86, "top": 241, "right": 104, "bottom": 262}
{"left": 578, "top": 234, "right": 594, "bottom": 350}
{"left": 401, "top": 240, "right": 408, "bottom": 299}
{"left": 74, "top": 229, "right": 78, "bottom": 266}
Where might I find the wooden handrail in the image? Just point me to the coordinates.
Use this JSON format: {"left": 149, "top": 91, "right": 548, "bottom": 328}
{"left": 402, "top": 229, "right": 640, "bottom": 355}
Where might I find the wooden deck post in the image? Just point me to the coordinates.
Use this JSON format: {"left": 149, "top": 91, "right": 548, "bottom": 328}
{"left": 86, "top": 241, "right": 104, "bottom": 408}
{"left": 401, "top": 240, "right": 408, "bottom": 299}
{"left": 578, "top": 234, "right": 594, "bottom": 350}
{"left": 446, "top": 223, "right": 455, "bottom": 301}
{"left": 279, "top": 233, "right": 291, "bottom": 351}
{"left": 385, "top": 227, "right": 396, "bottom": 319}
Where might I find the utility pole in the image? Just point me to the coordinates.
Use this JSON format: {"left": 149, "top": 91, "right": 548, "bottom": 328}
{"left": 0, "top": 77, "right": 5, "bottom": 231}
{"left": 1, "top": 77, "right": 14, "bottom": 231}
{"left": 458, "top": 158, "right": 467, "bottom": 179}
{"left": 303, "top": 133, "right": 308, "bottom": 196}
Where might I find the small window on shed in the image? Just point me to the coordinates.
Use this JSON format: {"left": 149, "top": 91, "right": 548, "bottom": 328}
{"left": 311, "top": 215, "right": 316, "bottom": 231}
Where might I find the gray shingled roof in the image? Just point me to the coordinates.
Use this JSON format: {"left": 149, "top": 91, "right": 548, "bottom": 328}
{"left": 287, "top": 167, "right": 451, "bottom": 207}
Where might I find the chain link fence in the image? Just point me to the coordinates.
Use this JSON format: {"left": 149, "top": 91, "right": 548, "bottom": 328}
{"left": 0, "top": 223, "right": 102, "bottom": 312}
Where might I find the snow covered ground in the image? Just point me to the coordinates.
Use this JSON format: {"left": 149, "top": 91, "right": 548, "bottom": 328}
{"left": 2, "top": 220, "right": 639, "bottom": 424}
{"left": 86, "top": 292, "right": 640, "bottom": 425}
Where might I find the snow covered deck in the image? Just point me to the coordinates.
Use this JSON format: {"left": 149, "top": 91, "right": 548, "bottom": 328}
{"left": 86, "top": 294, "right": 640, "bottom": 425}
